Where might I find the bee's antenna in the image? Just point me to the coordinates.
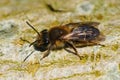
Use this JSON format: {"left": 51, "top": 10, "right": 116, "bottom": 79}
{"left": 20, "top": 37, "right": 31, "bottom": 43}
{"left": 29, "top": 40, "right": 39, "bottom": 47}
{"left": 26, "top": 21, "right": 41, "bottom": 37}
{"left": 23, "top": 51, "right": 35, "bottom": 62}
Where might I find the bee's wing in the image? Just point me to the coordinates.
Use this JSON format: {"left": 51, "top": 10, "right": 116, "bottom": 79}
{"left": 63, "top": 22, "right": 100, "bottom": 32}
{"left": 65, "top": 22, "right": 100, "bottom": 27}
{"left": 80, "top": 22, "right": 100, "bottom": 27}
{"left": 62, "top": 31, "right": 85, "bottom": 41}
{"left": 62, "top": 29, "right": 105, "bottom": 42}
{"left": 62, "top": 22, "right": 101, "bottom": 41}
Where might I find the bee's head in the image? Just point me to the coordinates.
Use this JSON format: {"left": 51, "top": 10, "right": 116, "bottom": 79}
{"left": 26, "top": 21, "right": 50, "bottom": 52}
{"left": 32, "top": 29, "right": 49, "bottom": 52}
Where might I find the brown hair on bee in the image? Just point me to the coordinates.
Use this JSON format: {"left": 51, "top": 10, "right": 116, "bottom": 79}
{"left": 23, "top": 21, "right": 105, "bottom": 61}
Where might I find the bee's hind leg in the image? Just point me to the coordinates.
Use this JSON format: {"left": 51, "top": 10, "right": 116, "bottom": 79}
{"left": 64, "top": 41, "right": 82, "bottom": 60}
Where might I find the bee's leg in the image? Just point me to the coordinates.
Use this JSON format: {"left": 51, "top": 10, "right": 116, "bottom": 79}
{"left": 23, "top": 51, "right": 35, "bottom": 62}
{"left": 64, "top": 41, "right": 82, "bottom": 60}
{"left": 40, "top": 44, "right": 53, "bottom": 60}
{"left": 20, "top": 37, "right": 38, "bottom": 47}
{"left": 64, "top": 48, "right": 78, "bottom": 55}
{"left": 20, "top": 37, "right": 31, "bottom": 43}
{"left": 40, "top": 50, "right": 50, "bottom": 60}
{"left": 89, "top": 40, "right": 105, "bottom": 47}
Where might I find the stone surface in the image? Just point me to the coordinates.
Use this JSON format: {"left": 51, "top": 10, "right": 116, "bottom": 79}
{"left": 0, "top": 0, "right": 120, "bottom": 80}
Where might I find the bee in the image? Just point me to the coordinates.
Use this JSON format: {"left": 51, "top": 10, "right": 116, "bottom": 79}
{"left": 22, "top": 21, "right": 105, "bottom": 61}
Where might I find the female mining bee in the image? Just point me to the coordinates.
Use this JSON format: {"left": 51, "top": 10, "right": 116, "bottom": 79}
{"left": 22, "top": 21, "right": 105, "bottom": 61}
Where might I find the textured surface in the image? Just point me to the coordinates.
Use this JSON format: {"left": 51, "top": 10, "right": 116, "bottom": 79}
{"left": 0, "top": 0, "right": 120, "bottom": 80}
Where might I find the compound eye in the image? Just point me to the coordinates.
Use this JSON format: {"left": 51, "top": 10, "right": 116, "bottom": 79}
{"left": 59, "top": 30, "right": 64, "bottom": 35}
{"left": 41, "top": 29, "right": 48, "bottom": 33}
{"left": 33, "top": 44, "right": 48, "bottom": 52}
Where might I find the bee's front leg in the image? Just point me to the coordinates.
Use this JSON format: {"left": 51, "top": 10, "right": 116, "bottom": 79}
{"left": 40, "top": 44, "right": 53, "bottom": 60}
{"left": 20, "top": 37, "right": 31, "bottom": 44}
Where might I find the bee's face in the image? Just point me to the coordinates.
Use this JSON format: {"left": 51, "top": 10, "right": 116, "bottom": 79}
{"left": 33, "top": 29, "right": 50, "bottom": 52}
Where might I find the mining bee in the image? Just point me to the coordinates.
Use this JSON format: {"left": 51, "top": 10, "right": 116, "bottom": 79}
{"left": 22, "top": 21, "right": 105, "bottom": 61}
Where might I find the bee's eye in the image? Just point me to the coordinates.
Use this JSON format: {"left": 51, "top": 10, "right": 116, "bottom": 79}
{"left": 41, "top": 29, "right": 48, "bottom": 33}
{"left": 33, "top": 44, "right": 48, "bottom": 52}
{"left": 41, "top": 30, "right": 49, "bottom": 44}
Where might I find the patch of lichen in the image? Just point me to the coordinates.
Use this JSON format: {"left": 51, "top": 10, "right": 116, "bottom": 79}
{"left": 0, "top": 52, "right": 4, "bottom": 56}
{"left": 119, "top": 63, "right": 120, "bottom": 72}
{"left": 8, "top": 66, "right": 27, "bottom": 72}
{"left": 38, "top": 53, "right": 89, "bottom": 68}
{"left": 110, "top": 44, "right": 119, "bottom": 51}
{"left": 33, "top": 52, "right": 112, "bottom": 71}
{"left": 15, "top": 29, "right": 37, "bottom": 45}
{"left": 82, "top": 53, "right": 112, "bottom": 62}
{"left": 12, "top": 37, "right": 27, "bottom": 46}
{"left": 0, "top": 60, "right": 19, "bottom": 65}
{"left": 90, "top": 53, "right": 105, "bottom": 62}
{"left": 90, "top": 70, "right": 103, "bottom": 77}
{"left": 76, "top": 14, "right": 104, "bottom": 22}
{"left": 51, "top": 70, "right": 103, "bottom": 80}
{"left": 0, "top": 1, "right": 10, "bottom": 7}
{"left": 0, "top": 60, "right": 26, "bottom": 72}
{"left": 92, "top": 0, "right": 120, "bottom": 13}
{"left": 0, "top": 73, "right": 3, "bottom": 76}
{"left": 0, "top": 0, "right": 45, "bottom": 21}
{"left": 40, "top": 58, "right": 80, "bottom": 68}
{"left": 0, "top": 47, "right": 112, "bottom": 77}
{"left": 25, "top": 62, "right": 40, "bottom": 76}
